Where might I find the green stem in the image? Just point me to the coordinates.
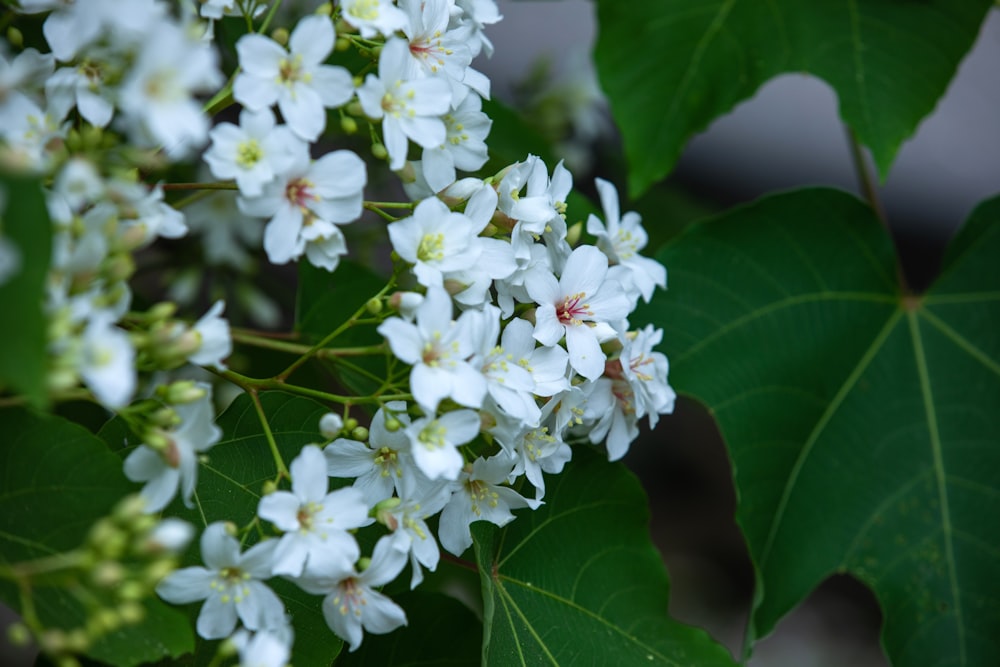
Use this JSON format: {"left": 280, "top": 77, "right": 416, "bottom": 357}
{"left": 160, "top": 181, "right": 237, "bottom": 192}
{"left": 247, "top": 388, "right": 288, "bottom": 479}
{"left": 231, "top": 329, "right": 386, "bottom": 358}
{"left": 276, "top": 275, "right": 397, "bottom": 381}
{"left": 0, "top": 551, "right": 85, "bottom": 580}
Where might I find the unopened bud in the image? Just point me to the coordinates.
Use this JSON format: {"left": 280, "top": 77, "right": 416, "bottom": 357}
{"left": 262, "top": 479, "right": 278, "bottom": 496}
{"left": 346, "top": 100, "right": 363, "bottom": 115}
{"left": 113, "top": 494, "right": 147, "bottom": 524}
{"left": 565, "top": 221, "right": 583, "bottom": 247}
{"left": 92, "top": 561, "right": 125, "bottom": 588}
{"left": 373, "top": 497, "right": 402, "bottom": 530}
{"left": 222, "top": 521, "right": 238, "bottom": 538}
{"left": 480, "top": 222, "right": 498, "bottom": 237}
{"left": 64, "top": 629, "right": 89, "bottom": 653}
{"left": 117, "top": 581, "right": 146, "bottom": 601}
{"left": 315, "top": 2, "right": 333, "bottom": 15}
{"left": 271, "top": 27, "right": 289, "bottom": 46}
{"left": 344, "top": 417, "right": 359, "bottom": 432}
{"left": 103, "top": 253, "right": 135, "bottom": 282}
{"left": 365, "top": 297, "right": 383, "bottom": 315}
{"left": 350, "top": 426, "right": 369, "bottom": 441}
{"left": 443, "top": 278, "right": 467, "bottom": 296}
{"left": 147, "top": 302, "right": 177, "bottom": 323}
{"left": 371, "top": 143, "right": 388, "bottom": 160}
{"left": 144, "top": 559, "right": 176, "bottom": 585}
{"left": 144, "top": 429, "right": 171, "bottom": 453}
{"left": 39, "top": 629, "right": 67, "bottom": 654}
{"left": 383, "top": 417, "right": 402, "bottom": 432}
{"left": 119, "top": 602, "right": 145, "bottom": 625}
{"left": 319, "top": 412, "right": 343, "bottom": 438}
{"left": 159, "top": 380, "right": 206, "bottom": 405}
{"left": 6, "top": 622, "right": 31, "bottom": 647}
{"left": 6, "top": 27, "right": 24, "bottom": 49}
{"left": 340, "top": 116, "right": 358, "bottom": 134}
{"left": 151, "top": 407, "right": 180, "bottom": 429}
{"left": 356, "top": 556, "right": 372, "bottom": 572}
{"left": 335, "top": 35, "right": 351, "bottom": 52}
{"left": 218, "top": 636, "right": 239, "bottom": 658}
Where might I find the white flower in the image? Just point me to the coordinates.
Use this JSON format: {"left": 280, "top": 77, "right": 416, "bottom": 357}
{"left": 339, "top": 0, "right": 409, "bottom": 39}
{"left": 296, "top": 536, "right": 408, "bottom": 652}
{"left": 204, "top": 108, "right": 302, "bottom": 198}
{"left": 438, "top": 455, "right": 540, "bottom": 555}
{"left": 421, "top": 93, "right": 491, "bottom": 192}
{"left": 384, "top": 482, "right": 451, "bottom": 588}
{"left": 234, "top": 15, "right": 353, "bottom": 142}
{"left": 123, "top": 385, "right": 221, "bottom": 512}
{"left": 323, "top": 402, "right": 417, "bottom": 506}
{"left": 233, "top": 628, "right": 292, "bottom": 667}
{"left": 257, "top": 445, "right": 370, "bottom": 578}
{"left": 156, "top": 523, "right": 286, "bottom": 640}
{"left": 527, "top": 245, "right": 631, "bottom": 380}
{"left": 404, "top": 409, "right": 481, "bottom": 481}
{"left": 377, "top": 286, "right": 487, "bottom": 415}
{"left": 239, "top": 145, "right": 366, "bottom": 268}
{"left": 356, "top": 38, "right": 451, "bottom": 170}
{"left": 587, "top": 177, "right": 666, "bottom": 303}
{"left": 79, "top": 314, "right": 136, "bottom": 409}
{"left": 188, "top": 300, "right": 232, "bottom": 371}
{"left": 117, "top": 22, "right": 222, "bottom": 157}
{"left": 387, "top": 196, "right": 482, "bottom": 288}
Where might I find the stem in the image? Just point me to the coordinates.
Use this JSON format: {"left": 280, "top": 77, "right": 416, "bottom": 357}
{"left": 231, "top": 329, "right": 386, "bottom": 358}
{"left": 440, "top": 552, "right": 479, "bottom": 573}
{"left": 845, "top": 127, "right": 887, "bottom": 225}
{"left": 0, "top": 551, "right": 85, "bottom": 580}
{"left": 247, "top": 388, "right": 288, "bottom": 479}
{"left": 160, "top": 181, "right": 237, "bottom": 192}
{"left": 276, "top": 275, "right": 397, "bottom": 381}
{"left": 845, "top": 126, "right": 910, "bottom": 293}
{"left": 214, "top": 368, "right": 383, "bottom": 405}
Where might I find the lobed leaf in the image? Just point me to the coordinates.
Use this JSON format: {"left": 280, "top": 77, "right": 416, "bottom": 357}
{"left": 640, "top": 188, "right": 1000, "bottom": 666}
{"left": 472, "top": 448, "right": 736, "bottom": 666}
{"left": 594, "top": 0, "right": 994, "bottom": 197}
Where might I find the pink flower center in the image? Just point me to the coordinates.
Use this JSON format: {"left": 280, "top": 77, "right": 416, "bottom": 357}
{"left": 557, "top": 292, "right": 592, "bottom": 326}
{"left": 285, "top": 178, "right": 317, "bottom": 211}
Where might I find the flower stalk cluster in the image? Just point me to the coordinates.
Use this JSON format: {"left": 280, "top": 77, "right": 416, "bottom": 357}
{"left": 0, "top": 0, "right": 675, "bottom": 663}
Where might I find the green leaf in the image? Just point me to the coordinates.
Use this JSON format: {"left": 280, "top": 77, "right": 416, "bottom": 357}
{"left": 120, "top": 391, "right": 345, "bottom": 667}
{"left": 472, "top": 448, "right": 736, "bottom": 666}
{"left": 296, "top": 260, "right": 386, "bottom": 341}
{"left": 641, "top": 188, "right": 1000, "bottom": 666}
{"left": 0, "top": 174, "right": 52, "bottom": 407}
{"left": 334, "top": 591, "right": 481, "bottom": 666}
{"left": 0, "top": 408, "right": 194, "bottom": 665}
{"left": 594, "top": 0, "right": 994, "bottom": 197}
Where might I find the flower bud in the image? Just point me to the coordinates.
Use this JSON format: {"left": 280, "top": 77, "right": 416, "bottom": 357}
{"left": 6, "top": 27, "right": 23, "bottom": 49}
{"left": 356, "top": 556, "right": 372, "bottom": 572}
{"left": 344, "top": 417, "right": 359, "bottom": 432}
{"left": 396, "top": 161, "right": 416, "bottom": 183}
{"left": 39, "top": 629, "right": 67, "bottom": 654}
{"left": 383, "top": 417, "right": 402, "bottom": 432}
{"left": 347, "top": 100, "right": 364, "bottom": 115}
{"left": 371, "top": 143, "right": 388, "bottom": 160}
{"left": 117, "top": 582, "right": 146, "bottom": 601}
{"left": 262, "top": 479, "right": 279, "bottom": 496}
{"left": 565, "top": 221, "right": 583, "bottom": 247}
{"left": 112, "top": 494, "right": 147, "bottom": 524}
{"left": 335, "top": 36, "right": 351, "bottom": 52}
{"left": 64, "top": 629, "right": 89, "bottom": 653}
{"left": 151, "top": 407, "right": 181, "bottom": 429}
{"left": 159, "top": 380, "right": 207, "bottom": 405}
{"left": 315, "top": 2, "right": 333, "bottom": 15}
{"left": 350, "top": 426, "right": 369, "bottom": 441}
{"left": 119, "top": 602, "right": 145, "bottom": 624}
{"left": 146, "top": 302, "right": 177, "bottom": 323}
{"left": 319, "top": 412, "right": 343, "bottom": 438}
{"left": 6, "top": 622, "right": 31, "bottom": 647}
{"left": 365, "top": 297, "right": 383, "bottom": 315}
{"left": 271, "top": 27, "right": 289, "bottom": 46}
{"left": 144, "top": 559, "right": 176, "bottom": 585}
{"left": 340, "top": 116, "right": 358, "bottom": 134}
{"left": 91, "top": 561, "right": 125, "bottom": 588}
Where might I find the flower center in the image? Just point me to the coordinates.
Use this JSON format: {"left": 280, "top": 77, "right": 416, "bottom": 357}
{"left": 557, "top": 292, "right": 592, "bottom": 326}
{"left": 236, "top": 139, "right": 262, "bottom": 168}
{"left": 348, "top": 0, "right": 380, "bottom": 21}
{"left": 417, "top": 233, "right": 445, "bottom": 261}
{"left": 285, "top": 177, "right": 317, "bottom": 211}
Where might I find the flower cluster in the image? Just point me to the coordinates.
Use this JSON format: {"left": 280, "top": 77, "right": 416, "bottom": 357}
{"left": 0, "top": 0, "right": 674, "bottom": 664}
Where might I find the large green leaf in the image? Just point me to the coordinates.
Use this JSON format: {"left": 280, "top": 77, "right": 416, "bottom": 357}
{"left": 0, "top": 174, "right": 52, "bottom": 407}
{"left": 594, "top": 0, "right": 994, "bottom": 197}
{"left": 641, "top": 188, "right": 1000, "bottom": 666}
{"left": 0, "top": 409, "right": 194, "bottom": 665}
{"left": 472, "top": 448, "right": 736, "bottom": 666}
{"left": 108, "top": 392, "right": 345, "bottom": 667}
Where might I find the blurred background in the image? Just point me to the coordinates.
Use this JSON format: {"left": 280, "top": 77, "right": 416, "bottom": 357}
{"left": 479, "top": 1, "right": 1000, "bottom": 664}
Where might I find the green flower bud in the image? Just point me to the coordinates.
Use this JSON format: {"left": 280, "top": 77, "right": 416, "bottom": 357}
{"left": 6, "top": 622, "right": 31, "bottom": 647}
{"left": 356, "top": 556, "right": 372, "bottom": 572}
{"left": 344, "top": 417, "right": 359, "bottom": 432}
{"left": 119, "top": 602, "right": 145, "bottom": 625}
{"left": 340, "top": 116, "right": 358, "bottom": 134}
{"left": 365, "top": 297, "right": 383, "bottom": 314}
{"left": 271, "top": 27, "right": 289, "bottom": 46}
{"left": 384, "top": 417, "right": 402, "bottom": 432}
{"left": 6, "top": 27, "right": 24, "bottom": 49}
{"left": 335, "top": 36, "right": 351, "bottom": 52}
{"left": 350, "top": 426, "right": 369, "bottom": 441}
{"left": 371, "top": 143, "right": 388, "bottom": 160}
{"left": 262, "top": 479, "right": 279, "bottom": 496}
{"left": 91, "top": 561, "right": 125, "bottom": 588}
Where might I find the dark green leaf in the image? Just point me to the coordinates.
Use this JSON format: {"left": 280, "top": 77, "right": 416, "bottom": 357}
{"left": 642, "top": 188, "right": 1000, "bottom": 666}
{"left": 472, "top": 447, "right": 736, "bottom": 666}
{"left": 296, "top": 259, "right": 386, "bottom": 341}
{"left": 0, "top": 174, "right": 52, "bottom": 407}
{"left": 0, "top": 408, "right": 194, "bottom": 665}
{"left": 594, "top": 0, "right": 994, "bottom": 197}
{"left": 335, "top": 591, "right": 481, "bottom": 666}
